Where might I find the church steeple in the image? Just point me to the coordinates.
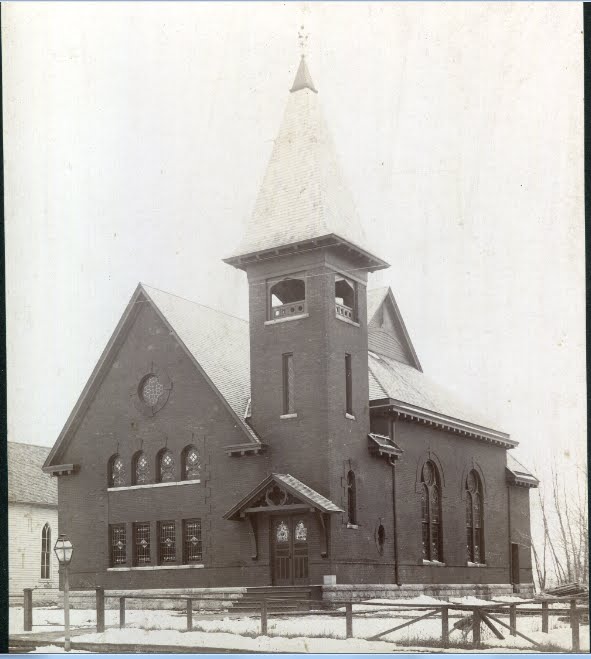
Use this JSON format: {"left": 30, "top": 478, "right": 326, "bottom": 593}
{"left": 224, "top": 58, "right": 388, "bottom": 273}
{"left": 290, "top": 56, "right": 317, "bottom": 94}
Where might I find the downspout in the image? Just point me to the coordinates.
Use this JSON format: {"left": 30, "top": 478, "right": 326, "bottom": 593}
{"left": 390, "top": 456, "right": 401, "bottom": 585}
{"left": 507, "top": 484, "right": 513, "bottom": 589}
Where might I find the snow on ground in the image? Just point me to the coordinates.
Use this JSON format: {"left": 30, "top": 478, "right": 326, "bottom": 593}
{"left": 11, "top": 596, "right": 589, "bottom": 653}
{"left": 28, "top": 646, "right": 89, "bottom": 653}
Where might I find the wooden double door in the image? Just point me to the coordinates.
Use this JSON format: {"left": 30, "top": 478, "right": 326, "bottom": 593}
{"left": 271, "top": 515, "right": 309, "bottom": 585}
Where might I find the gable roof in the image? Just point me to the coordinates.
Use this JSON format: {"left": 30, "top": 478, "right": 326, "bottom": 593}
{"left": 44, "top": 284, "right": 260, "bottom": 471}
{"left": 368, "top": 351, "right": 514, "bottom": 446}
{"left": 506, "top": 453, "right": 539, "bottom": 488}
{"left": 224, "top": 472, "right": 343, "bottom": 520}
{"left": 224, "top": 59, "right": 387, "bottom": 272}
{"left": 46, "top": 283, "right": 513, "bottom": 469}
{"left": 367, "top": 286, "right": 422, "bottom": 371}
{"left": 9, "top": 442, "right": 57, "bottom": 506}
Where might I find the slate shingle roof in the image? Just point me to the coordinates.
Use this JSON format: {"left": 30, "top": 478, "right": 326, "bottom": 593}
{"left": 367, "top": 351, "right": 504, "bottom": 433}
{"left": 8, "top": 442, "right": 57, "bottom": 506}
{"left": 366, "top": 287, "right": 389, "bottom": 323}
{"left": 224, "top": 472, "right": 343, "bottom": 520}
{"left": 142, "top": 286, "right": 259, "bottom": 443}
{"left": 273, "top": 473, "right": 343, "bottom": 512}
{"left": 226, "top": 65, "right": 383, "bottom": 264}
{"left": 506, "top": 453, "right": 539, "bottom": 486}
{"left": 141, "top": 285, "right": 508, "bottom": 441}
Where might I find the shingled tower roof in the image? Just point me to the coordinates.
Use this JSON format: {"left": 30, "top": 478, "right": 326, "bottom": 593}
{"left": 224, "top": 57, "right": 388, "bottom": 271}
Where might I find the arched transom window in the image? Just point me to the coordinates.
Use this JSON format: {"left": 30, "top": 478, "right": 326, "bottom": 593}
{"left": 421, "top": 461, "right": 443, "bottom": 562}
{"left": 466, "top": 470, "right": 484, "bottom": 563}
{"left": 41, "top": 523, "right": 51, "bottom": 579}
{"left": 108, "top": 454, "right": 125, "bottom": 488}
{"left": 182, "top": 446, "right": 201, "bottom": 481}
{"left": 133, "top": 451, "right": 150, "bottom": 485}
{"left": 158, "top": 449, "right": 176, "bottom": 483}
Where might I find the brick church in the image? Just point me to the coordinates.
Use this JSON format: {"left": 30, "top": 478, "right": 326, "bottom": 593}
{"left": 43, "top": 57, "right": 538, "bottom": 599}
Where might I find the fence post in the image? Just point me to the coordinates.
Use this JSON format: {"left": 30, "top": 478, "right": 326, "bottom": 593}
{"left": 119, "top": 597, "right": 126, "bottom": 629}
{"left": 260, "top": 599, "right": 268, "bottom": 636}
{"left": 472, "top": 609, "right": 481, "bottom": 649}
{"left": 345, "top": 602, "right": 353, "bottom": 639}
{"left": 23, "top": 589, "right": 33, "bottom": 632}
{"left": 509, "top": 604, "right": 517, "bottom": 636}
{"left": 541, "top": 601, "right": 548, "bottom": 633}
{"left": 96, "top": 587, "right": 105, "bottom": 633}
{"left": 441, "top": 606, "right": 449, "bottom": 649}
{"left": 187, "top": 598, "right": 193, "bottom": 631}
{"left": 570, "top": 599, "right": 580, "bottom": 652}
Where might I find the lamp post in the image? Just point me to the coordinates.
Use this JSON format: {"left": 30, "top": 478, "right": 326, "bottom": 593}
{"left": 54, "top": 534, "right": 74, "bottom": 652}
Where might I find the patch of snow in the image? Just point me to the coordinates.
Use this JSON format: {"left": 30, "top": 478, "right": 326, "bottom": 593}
{"left": 27, "top": 645, "right": 90, "bottom": 653}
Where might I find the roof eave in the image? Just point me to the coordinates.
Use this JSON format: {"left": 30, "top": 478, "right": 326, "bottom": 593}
{"left": 370, "top": 398, "right": 515, "bottom": 448}
{"left": 223, "top": 234, "right": 389, "bottom": 273}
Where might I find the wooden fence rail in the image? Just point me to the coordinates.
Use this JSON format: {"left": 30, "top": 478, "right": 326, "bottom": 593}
{"left": 22, "top": 587, "right": 588, "bottom": 651}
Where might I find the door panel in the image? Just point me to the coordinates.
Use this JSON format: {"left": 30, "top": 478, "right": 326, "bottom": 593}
{"left": 271, "top": 515, "right": 309, "bottom": 585}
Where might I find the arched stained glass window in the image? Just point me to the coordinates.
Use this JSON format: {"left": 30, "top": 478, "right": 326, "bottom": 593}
{"left": 133, "top": 451, "right": 150, "bottom": 485}
{"left": 41, "top": 524, "right": 51, "bottom": 579}
{"left": 108, "top": 454, "right": 125, "bottom": 488}
{"left": 158, "top": 449, "right": 175, "bottom": 483}
{"left": 347, "top": 470, "right": 357, "bottom": 525}
{"left": 420, "top": 460, "right": 443, "bottom": 561}
{"left": 182, "top": 446, "right": 201, "bottom": 481}
{"left": 466, "top": 471, "right": 484, "bottom": 563}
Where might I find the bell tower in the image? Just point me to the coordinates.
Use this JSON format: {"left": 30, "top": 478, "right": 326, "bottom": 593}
{"left": 224, "top": 57, "right": 389, "bottom": 500}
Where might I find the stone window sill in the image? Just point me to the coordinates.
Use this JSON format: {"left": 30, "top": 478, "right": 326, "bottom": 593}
{"left": 346, "top": 523, "right": 360, "bottom": 530}
{"left": 345, "top": 413, "right": 355, "bottom": 420}
{"left": 108, "top": 479, "right": 201, "bottom": 492}
{"left": 335, "top": 314, "right": 360, "bottom": 328}
{"left": 423, "top": 559, "right": 446, "bottom": 566}
{"left": 265, "top": 313, "right": 309, "bottom": 326}
{"left": 280, "top": 413, "right": 298, "bottom": 420}
{"left": 108, "top": 564, "right": 204, "bottom": 571}
{"left": 467, "top": 561, "right": 487, "bottom": 567}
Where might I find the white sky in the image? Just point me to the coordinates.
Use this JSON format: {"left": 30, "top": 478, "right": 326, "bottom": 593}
{"left": 4, "top": 2, "right": 585, "bottom": 488}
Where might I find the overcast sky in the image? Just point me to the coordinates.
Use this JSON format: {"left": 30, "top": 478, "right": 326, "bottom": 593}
{"left": 4, "top": 2, "right": 585, "bottom": 487}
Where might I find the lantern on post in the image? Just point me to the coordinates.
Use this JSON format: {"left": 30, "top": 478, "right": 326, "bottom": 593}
{"left": 54, "top": 534, "right": 74, "bottom": 651}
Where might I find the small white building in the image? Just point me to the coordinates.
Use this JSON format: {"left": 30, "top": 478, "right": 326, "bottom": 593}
{"left": 8, "top": 442, "right": 59, "bottom": 603}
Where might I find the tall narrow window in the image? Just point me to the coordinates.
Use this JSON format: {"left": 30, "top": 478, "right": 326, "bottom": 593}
{"left": 345, "top": 354, "right": 353, "bottom": 415}
{"left": 182, "top": 446, "right": 201, "bottom": 481}
{"left": 183, "top": 519, "right": 203, "bottom": 564}
{"left": 420, "top": 461, "right": 443, "bottom": 561}
{"left": 158, "top": 449, "right": 176, "bottom": 483}
{"left": 41, "top": 524, "right": 51, "bottom": 579}
{"left": 110, "top": 524, "right": 127, "bottom": 566}
{"left": 347, "top": 470, "right": 357, "bottom": 525}
{"left": 133, "top": 451, "right": 150, "bottom": 485}
{"left": 158, "top": 521, "right": 176, "bottom": 564}
{"left": 108, "top": 454, "right": 125, "bottom": 488}
{"left": 282, "top": 353, "right": 295, "bottom": 414}
{"left": 133, "top": 522, "right": 151, "bottom": 566}
{"left": 466, "top": 471, "right": 485, "bottom": 563}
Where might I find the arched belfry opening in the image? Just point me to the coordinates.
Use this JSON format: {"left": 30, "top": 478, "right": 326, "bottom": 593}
{"left": 269, "top": 277, "right": 306, "bottom": 320}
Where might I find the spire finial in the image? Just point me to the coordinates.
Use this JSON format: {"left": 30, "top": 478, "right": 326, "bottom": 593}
{"left": 298, "top": 24, "right": 308, "bottom": 57}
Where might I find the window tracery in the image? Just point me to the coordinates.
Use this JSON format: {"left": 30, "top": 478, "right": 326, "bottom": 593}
{"left": 420, "top": 460, "right": 443, "bottom": 561}
{"left": 466, "top": 470, "right": 484, "bottom": 563}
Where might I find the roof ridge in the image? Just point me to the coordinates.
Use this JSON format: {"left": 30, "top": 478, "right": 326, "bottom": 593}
{"left": 141, "top": 283, "right": 248, "bottom": 324}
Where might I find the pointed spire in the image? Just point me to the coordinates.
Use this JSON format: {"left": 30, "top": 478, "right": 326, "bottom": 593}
{"left": 290, "top": 56, "right": 317, "bottom": 94}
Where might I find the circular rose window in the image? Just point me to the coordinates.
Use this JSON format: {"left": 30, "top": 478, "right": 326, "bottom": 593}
{"left": 140, "top": 374, "right": 164, "bottom": 406}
